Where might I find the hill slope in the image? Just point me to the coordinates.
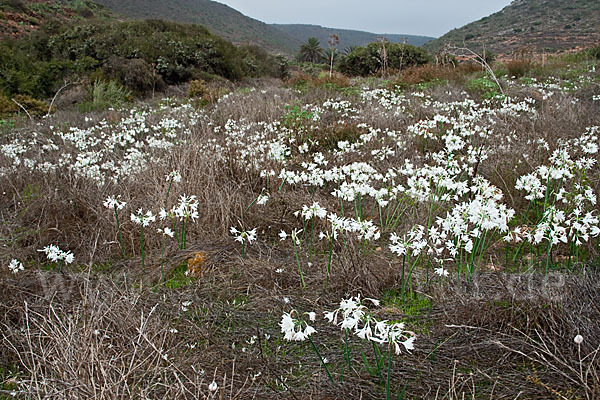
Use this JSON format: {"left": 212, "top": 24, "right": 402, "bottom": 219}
{"left": 90, "top": 0, "right": 301, "bottom": 54}
{"left": 425, "top": 0, "right": 600, "bottom": 55}
{"left": 0, "top": 0, "right": 112, "bottom": 38}
{"left": 272, "top": 24, "right": 434, "bottom": 50}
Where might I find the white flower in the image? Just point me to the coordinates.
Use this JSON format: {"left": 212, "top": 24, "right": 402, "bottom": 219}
{"left": 401, "top": 336, "right": 416, "bottom": 351}
{"left": 130, "top": 209, "right": 156, "bottom": 227}
{"left": 434, "top": 267, "right": 449, "bottom": 277}
{"left": 279, "top": 311, "right": 317, "bottom": 342}
{"left": 256, "top": 194, "right": 269, "bottom": 205}
{"left": 208, "top": 381, "right": 218, "bottom": 392}
{"left": 574, "top": 335, "right": 584, "bottom": 345}
{"left": 166, "top": 170, "right": 182, "bottom": 183}
{"left": 181, "top": 301, "right": 192, "bottom": 312}
{"left": 158, "top": 227, "right": 175, "bottom": 238}
{"left": 103, "top": 195, "right": 126, "bottom": 210}
{"left": 38, "top": 245, "right": 74, "bottom": 264}
{"left": 172, "top": 194, "right": 199, "bottom": 221}
{"left": 301, "top": 202, "right": 327, "bottom": 220}
{"left": 279, "top": 312, "right": 296, "bottom": 341}
{"left": 8, "top": 259, "right": 23, "bottom": 274}
{"left": 63, "top": 252, "right": 75, "bottom": 264}
{"left": 231, "top": 226, "right": 257, "bottom": 245}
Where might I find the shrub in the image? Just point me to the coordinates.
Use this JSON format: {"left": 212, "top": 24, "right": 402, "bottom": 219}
{"left": 79, "top": 80, "right": 132, "bottom": 112}
{"left": 587, "top": 45, "right": 600, "bottom": 60}
{"left": 187, "top": 79, "right": 207, "bottom": 99}
{"left": 12, "top": 94, "right": 52, "bottom": 116}
{"left": 0, "top": 93, "right": 18, "bottom": 117}
{"left": 314, "top": 71, "right": 350, "bottom": 88}
{"left": 104, "top": 57, "right": 156, "bottom": 94}
{"left": 1, "top": 0, "right": 27, "bottom": 11}
{"left": 505, "top": 59, "right": 532, "bottom": 78}
{"left": 465, "top": 75, "right": 502, "bottom": 99}
{"left": 339, "top": 41, "right": 430, "bottom": 76}
{"left": 0, "top": 93, "right": 51, "bottom": 117}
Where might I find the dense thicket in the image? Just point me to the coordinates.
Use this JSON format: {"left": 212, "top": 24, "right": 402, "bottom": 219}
{"left": 0, "top": 19, "right": 282, "bottom": 98}
{"left": 338, "top": 41, "right": 430, "bottom": 76}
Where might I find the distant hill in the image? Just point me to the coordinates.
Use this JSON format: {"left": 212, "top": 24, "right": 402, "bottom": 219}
{"left": 425, "top": 0, "right": 600, "bottom": 55}
{"left": 0, "top": 0, "right": 112, "bottom": 38}
{"left": 91, "top": 0, "right": 301, "bottom": 54}
{"left": 272, "top": 24, "right": 435, "bottom": 51}
{"left": 87, "top": 0, "right": 434, "bottom": 56}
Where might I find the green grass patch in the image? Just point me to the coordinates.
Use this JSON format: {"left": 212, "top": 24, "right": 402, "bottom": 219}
{"left": 162, "top": 262, "right": 194, "bottom": 289}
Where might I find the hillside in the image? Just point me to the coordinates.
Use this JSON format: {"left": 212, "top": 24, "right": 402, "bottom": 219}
{"left": 90, "top": 0, "right": 301, "bottom": 54}
{"left": 272, "top": 24, "right": 434, "bottom": 51}
{"left": 425, "top": 0, "right": 600, "bottom": 55}
{"left": 0, "top": 0, "right": 112, "bottom": 38}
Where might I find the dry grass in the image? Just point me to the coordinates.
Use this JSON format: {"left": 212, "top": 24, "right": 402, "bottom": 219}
{"left": 1, "top": 62, "right": 599, "bottom": 398}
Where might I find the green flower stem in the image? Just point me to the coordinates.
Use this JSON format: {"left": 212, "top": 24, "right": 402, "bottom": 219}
{"left": 180, "top": 216, "right": 187, "bottom": 249}
{"left": 344, "top": 328, "right": 352, "bottom": 371}
{"left": 307, "top": 336, "right": 335, "bottom": 385}
{"left": 325, "top": 238, "right": 333, "bottom": 289}
{"left": 401, "top": 254, "right": 406, "bottom": 301}
{"left": 386, "top": 344, "right": 393, "bottom": 400}
{"left": 309, "top": 218, "right": 315, "bottom": 263}
{"left": 160, "top": 237, "right": 165, "bottom": 283}
{"left": 140, "top": 225, "right": 145, "bottom": 274}
{"left": 405, "top": 253, "right": 422, "bottom": 295}
{"left": 171, "top": 217, "right": 180, "bottom": 247}
{"left": 372, "top": 341, "right": 384, "bottom": 382}
{"left": 113, "top": 205, "right": 126, "bottom": 258}
{"left": 164, "top": 179, "right": 173, "bottom": 207}
{"left": 293, "top": 239, "right": 305, "bottom": 288}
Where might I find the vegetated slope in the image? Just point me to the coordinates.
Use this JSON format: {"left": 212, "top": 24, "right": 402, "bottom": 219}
{"left": 91, "top": 0, "right": 301, "bottom": 54}
{"left": 0, "top": 0, "right": 112, "bottom": 38}
{"left": 425, "top": 0, "right": 600, "bottom": 55}
{"left": 273, "top": 24, "right": 435, "bottom": 50}
{"left": 0, "top": 18, "right": 283, "bottom": 100}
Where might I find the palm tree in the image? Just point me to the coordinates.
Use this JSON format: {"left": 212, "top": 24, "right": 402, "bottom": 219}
{"left": 298, "top": 37, "right": 323, "bottom": 63}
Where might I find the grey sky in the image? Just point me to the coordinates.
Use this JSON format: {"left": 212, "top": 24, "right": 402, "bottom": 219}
{"left": 214, "top": 0, "right": 514, "bottom": 37}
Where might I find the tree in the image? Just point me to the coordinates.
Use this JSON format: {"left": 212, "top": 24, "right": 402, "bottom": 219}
{"left": 298, "top": 37, "right": 323, "bottom": 63}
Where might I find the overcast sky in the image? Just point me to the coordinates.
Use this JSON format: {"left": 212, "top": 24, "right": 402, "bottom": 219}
{"left": 214, "top": 0, "right": 514, "bottom": 37}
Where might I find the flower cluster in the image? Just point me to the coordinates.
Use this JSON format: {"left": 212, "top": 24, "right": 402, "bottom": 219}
{"left": 279, "top": 310, "right": 317, "bottom": 341}
{"left": 38, "top": 244, "right": 75, "bottom": 264}
{"left": 8, "top": 259, "right": 24, "bottom": 274}
{"left": 324, "top": 295, "right": 416, "bottom": 354}
{"left": 131, "top": 209, "right": 156, "bottom": 226}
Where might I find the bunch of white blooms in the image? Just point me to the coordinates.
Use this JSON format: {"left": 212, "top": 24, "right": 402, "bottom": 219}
{"left": 130, "top": 209, "right": 156, "bottom": 226}
{"left": 103, "top": 195, "right": 127, "bottom": 210}
{"left": 324, "top": 294, "right": 416, "bottom": 354}
{"left": 38, "top": 244, "right": 75, "bottom": 264}
{"left": 8, "top": 259, "right": 24, "bottom": 274}
{"left": 279, "top": 310, "right": 317, "bottom": 341}
{"left": 230, "top": 226, "right": 257, "bottom": 244}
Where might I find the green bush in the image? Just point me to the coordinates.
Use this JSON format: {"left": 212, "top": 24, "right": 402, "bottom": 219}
{"left": 505, "top": 60, "right": 532, "bottom": 78}
{"left": 338, "top": 41, "right": 431, "bottom": 76}
{"left": 0, "top": 93, "right": 18, "bottom": 117}
{"left": 465, "top": 75, "right": 502, "bottom": 99}
{"left": 79, "top": 80, "right": 132, "bottom": 112}
{"left": 12, "top": 94, "right": 52, "bottom": 116}
{"left": 0, "top": 93, "right": 52, "bottom": 117}
{"left": 0, "top": 18, "right": 281, "bottom": 100}
{"left": 587, "top": 45, "right": 600, "bottom": 60}
{"left": 0, "top": 0, "right": 27, "bottom": 11}
{"left": 187, "top": 79, "right": 207, "bottom": 99}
